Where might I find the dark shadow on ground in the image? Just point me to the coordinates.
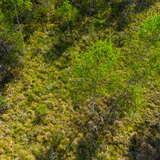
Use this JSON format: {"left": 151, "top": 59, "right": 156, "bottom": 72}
{"left": 128, "top": 90, "right": 160, "bottom": 160}
{"left": 44, "top": 39, "right": 72, "bottom": 63}
{"left": 0, "top": 39, "right": 15, "bottom": 90}
{"left": 109, "top": 0, "right": 157, "bottom": 31}
{"left": 0, "top": 66, "right": 13, "bottom": 90}
{"left": 128, "top": 121, "right": 160, "bottom": 160}
{"left": 75, "top": 90, "right": 134, "bottom": 160}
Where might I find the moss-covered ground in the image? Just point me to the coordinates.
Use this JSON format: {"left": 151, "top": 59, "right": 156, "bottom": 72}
{"left": 0, "top": 1, "right": 160, "bottom": 160}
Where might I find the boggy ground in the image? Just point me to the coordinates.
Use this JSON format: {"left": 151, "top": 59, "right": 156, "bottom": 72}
{"left": 0, "top": 1, "right": 160, "bottom": 160}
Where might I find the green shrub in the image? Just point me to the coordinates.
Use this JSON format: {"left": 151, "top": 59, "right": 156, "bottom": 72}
{"left": 56, "top": 0, "right": 78, "bottom": 24}
{"left": 148, "top": 49, "right": 160, "bottom": 74}
{"left": 0, "top": 96, "right": 6, "bottom": 108}
{"left": 127, "top": 85, "right": 145, "bottom": 116}
{"left": 70, "top": 40, "right": 119, "bottom": 105}
{"left": 139, "top": 15, "right": 160, "bottom": 42}
{"left": 36, "top": 104, "right": 48, "bottom": 117}
{"left": 111, "top": 84, "right": 145, "bottom": 118}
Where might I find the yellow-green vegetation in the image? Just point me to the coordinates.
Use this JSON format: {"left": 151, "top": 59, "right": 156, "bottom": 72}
{"left": 70, "top": 40, "right": 119, "bottom": 105}
{"left": 0, "top": 1, "right": 160, "bottom": 160}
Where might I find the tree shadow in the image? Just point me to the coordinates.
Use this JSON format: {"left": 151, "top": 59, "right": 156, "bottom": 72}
{"left": 44, "top": 39, "right": 72, "bottom": 63}
{"left": 134, "top": 0, "right": 158, "bottom": 13}
{"left": 0, "top": 39, "right": 15, "bottom": 91}
{"left": 128, "top": 121, "right": 160, "bottom": 160}
{"left": 0, "top": 66, "right": 13, "bottom": 90}
{"left": 71, "top": 0, "right": 157, "bottom": 31}
{"left": 128, "top": 87, "right": 160, "bottom": 160}
{"left": 109, "top": 0, "right": 157, "bottom": 31}
{"left": 75, "top": 90, "right": 134, "bottom": 160}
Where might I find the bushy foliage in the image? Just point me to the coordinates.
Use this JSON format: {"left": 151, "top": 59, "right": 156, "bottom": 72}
{"left": 0, "top": 96, "right": 6, "bottom": 108}
{"left": 36, "top": 104, "right": 48, "bottom": 117}
{"left": 56, "top": 0, "right": 78, "bottom": 24}
{"left": 139, "top": 15, "right": 160, "bottom": 42}
{"left": 70, "top": 40, "right": 119, "bottom": 105}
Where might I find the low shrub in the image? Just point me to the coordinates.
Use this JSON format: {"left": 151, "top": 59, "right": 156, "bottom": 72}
{"left": 36, "top": 104, "right": 48, "bottom": 117}
{"left": 139, "top": 15, "right": 160, "bottom": 42}
{"left": 56, "top": 0, "right": 79, "bottom": 24}
{"left": 0, "top": 96, "right": 6, "bottom": 108}
{"left": 70, "top": 40, "right": 119, "bottom": 105}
